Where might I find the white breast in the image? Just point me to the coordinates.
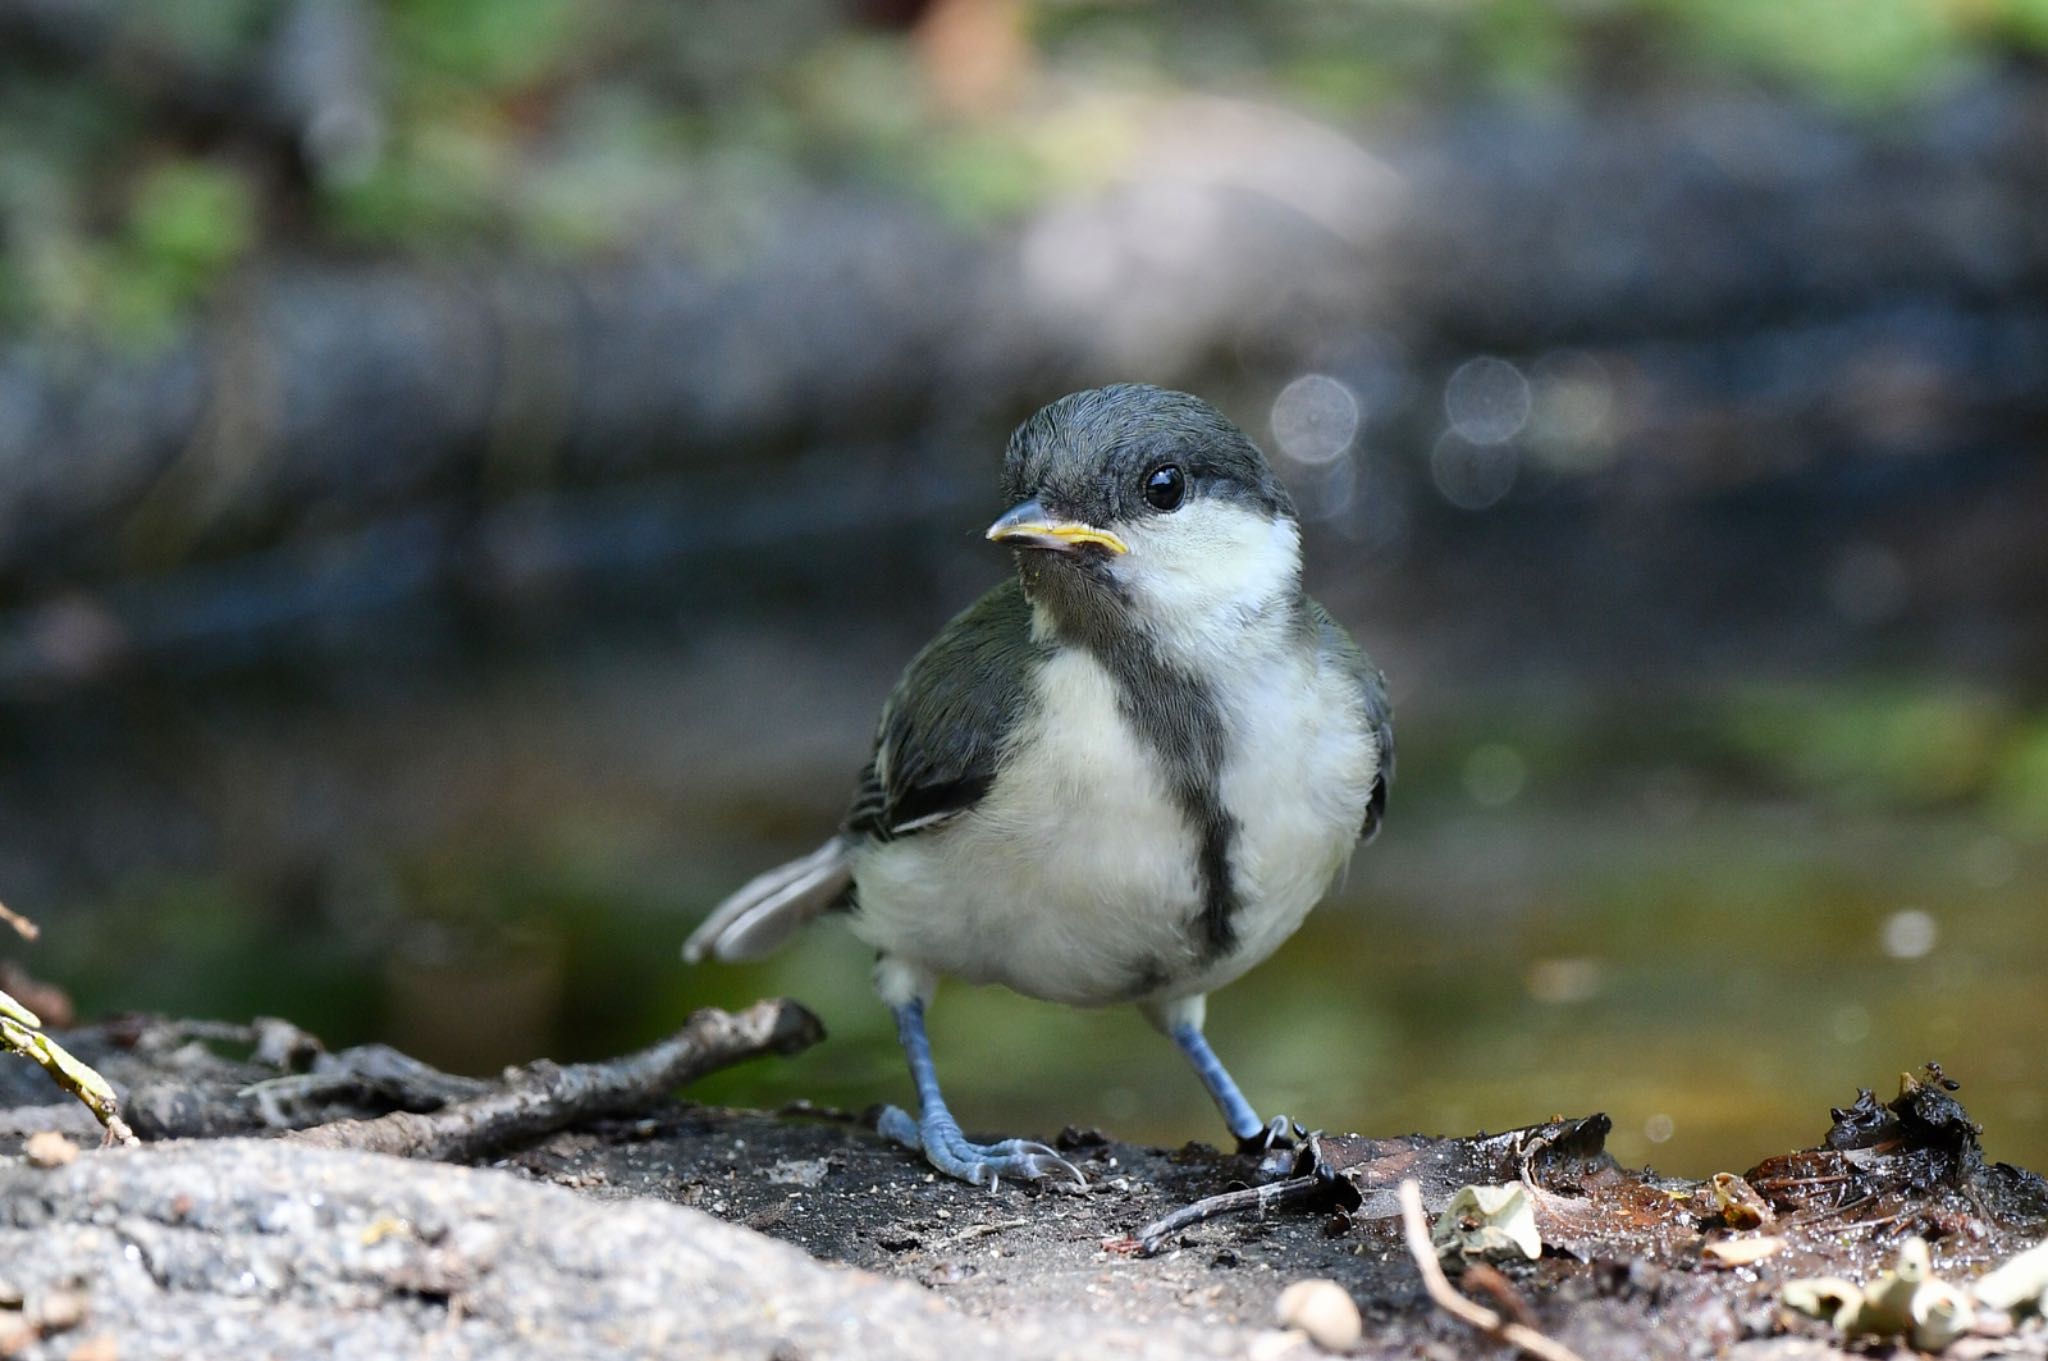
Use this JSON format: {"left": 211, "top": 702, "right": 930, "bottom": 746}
{"left": 850, "top": 647, "right": 1202, "bottom": 1005}
{"left": 849, "top": 625, "right": 1378, "bottom": 1008}
{"left": 1186, "top": 640, "right": 1379, "bottom": 996}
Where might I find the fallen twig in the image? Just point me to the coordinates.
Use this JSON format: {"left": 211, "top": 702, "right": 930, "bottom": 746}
{"left": 243, "top": 1044, "right": 492, "bottom": 1128}
{"left": 291, "top": 999, "right": 824, "bottom": 1162}
{"left": 0, "top": 899, "right": 37, "bottom": 940}
{"left": 1397, "top": 1179, "right": 1586, "bottom": 1361}
{"left": 945, "top": 1217, "right": 1031, "bottom": 1246}
{"left": 1462, "top": 1261, "right": 1542, "bottom": 1330}
{"left": 1776, "top": 1192, "right": 1877, "bottom": 1231}
{"left": 1134, "top": 1170, "right": 1336, "bottom": 1256}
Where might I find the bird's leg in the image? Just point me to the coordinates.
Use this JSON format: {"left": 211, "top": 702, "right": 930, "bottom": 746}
{"left": 874, "top": 998, "right": 1085, "bottom": 1189}
{"left": 1147, "top": 995, "right": 1297, "bottom": 1166}
{"left": 1170, "top": 1021, "right": 1295, "bottom": 1152}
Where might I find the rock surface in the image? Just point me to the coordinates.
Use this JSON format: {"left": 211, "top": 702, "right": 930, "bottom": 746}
{"left": 0, "top": 1138, "right": 1291, "bottom": 1361}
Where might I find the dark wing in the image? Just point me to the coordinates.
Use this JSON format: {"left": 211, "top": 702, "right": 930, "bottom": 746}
{"left": 1311, "top": 600, "right": 1394, "bottom": 844}
{"left": 844, "top": 578, "right": 1045, "bottom": 843}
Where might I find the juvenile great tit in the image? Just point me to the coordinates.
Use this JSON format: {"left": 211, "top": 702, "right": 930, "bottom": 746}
{"left": 685, "top": 383, "right": 1392, "bottom": 1188}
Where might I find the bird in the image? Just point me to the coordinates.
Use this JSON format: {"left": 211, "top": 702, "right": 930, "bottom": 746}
{"left": 684, "top": 383, "right": 1392, "bottom": 1188}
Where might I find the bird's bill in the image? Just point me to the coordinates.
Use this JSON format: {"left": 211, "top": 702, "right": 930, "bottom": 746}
{"left": 984, "top": 500, "right": 1129, "bottom": 555}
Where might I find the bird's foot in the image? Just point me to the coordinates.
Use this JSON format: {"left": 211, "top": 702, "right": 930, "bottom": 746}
{"left": 1237, "top": 1114, "right": 1301, "bottom": 1181}
{"left": 877, "top": 1104, "right": 1087, "bottom": 1190}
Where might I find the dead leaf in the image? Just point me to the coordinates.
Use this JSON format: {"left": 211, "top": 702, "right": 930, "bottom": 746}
{"left": 23, "top": 1131, "right": 77, "bottom": 1168}
{"left": 1703, "top": 1236, "right": 1785, "bottom": 1268}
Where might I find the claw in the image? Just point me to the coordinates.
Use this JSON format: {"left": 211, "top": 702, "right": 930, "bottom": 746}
{"left": 877, "top": 1103, "right": 1088, "bottom": 1189}
{"left": 1238, "top": 1114, "right": 1301, "bottom": 1182}
{"left": 877, "top": 1103, "right": 923, "bottom": 1150}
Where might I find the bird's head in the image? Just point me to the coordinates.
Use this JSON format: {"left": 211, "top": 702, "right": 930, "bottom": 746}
{"left": 990, "top": 385, "right": 1302, "bottom": 647}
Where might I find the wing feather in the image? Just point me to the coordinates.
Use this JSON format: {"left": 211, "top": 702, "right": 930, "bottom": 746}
{"left": 1310, "top": 600, "right": 1394, "bottom": 844}
{"left": 844, "top": 579, "right": 1043, "bottom": 843}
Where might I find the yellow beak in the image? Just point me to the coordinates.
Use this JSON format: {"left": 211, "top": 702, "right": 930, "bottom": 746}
{"left": 985, "top": 500, "right": 1129, "bottom": 555}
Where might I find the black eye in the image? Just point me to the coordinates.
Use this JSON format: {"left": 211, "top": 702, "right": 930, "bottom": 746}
{"left": 1143, "top": 464, "right": 1186, "bottom": 511}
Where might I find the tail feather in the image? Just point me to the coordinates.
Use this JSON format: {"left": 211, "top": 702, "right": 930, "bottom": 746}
{"left": 682, "top": 838, "right": 852, "bottom": 964}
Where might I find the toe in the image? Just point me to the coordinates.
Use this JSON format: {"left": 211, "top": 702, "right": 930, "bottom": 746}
{"left": 921, "top": 1141, "right": 997, "bottom": 1185}
{"left": 970, "top": 1145, "right": 1084, "bottom": 1188}
{"left": 1007, "top": 1148, "right": 1087, "bottom": 1187}
{"left": 979, "top": 1136, "right": 1065, "bottom": 1160}
{"left": 973, "top": 1135, "right": 1085, "bottom": 1187}
{"left": 914, "top": 1124, "right": 1087, "bottom": 1188}
{"left": 876, "top": 1104, "right": 923, "bottom": 1151}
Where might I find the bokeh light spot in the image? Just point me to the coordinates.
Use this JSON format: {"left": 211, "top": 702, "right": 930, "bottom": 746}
{"left": 1295, "top": 450, "right": 1360, "bottom": 522}
{"left": 1525, "top": 957, "right": 1600, "bottom": 1005}
{"left": 1270, "top": 373, "right": 1361, "bottom": 465}
{"left": 1463, "top": 743, "right": 1527, "bottom": 807}
{"left": 1430, "top": 431, "right": 1518, "bottom": 510}
{"left": 1527, "top": 350, "right": 1619, "bottom": 473}
{"left": 1444, "top": 355, "right": 1531, "bottom": 445}
{"left": 1880, "top": 908, "right": 1938, "bottom": 959}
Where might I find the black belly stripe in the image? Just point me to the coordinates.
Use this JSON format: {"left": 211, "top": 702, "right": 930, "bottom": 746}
{"left": 1096, "top": 637, "right": 1241, "bottom": 962}
{"left": 1024, "top": 562, "right": 1245, "bottom": 963}
{"left": 1190, "top": 803, "right": 1240, "bottom": 958}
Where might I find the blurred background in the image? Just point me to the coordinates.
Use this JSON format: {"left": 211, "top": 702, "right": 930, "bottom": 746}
{"left": 2, "top": 0, "right": 2046, "bottom": 1178}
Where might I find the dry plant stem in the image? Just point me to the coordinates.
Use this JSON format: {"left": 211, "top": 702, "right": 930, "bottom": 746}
{"left": 0, "top": 1009, "right": 138, "bottom": 1146}
{"left": 1462, "top": 1262, "right": 1540, "bottom": 1330}
{"left": 1397, "top": 1179, "right": 1587, "bottom": 1361}
{"left": 0, "top": 901, "right": 133, "bottom": 1143}
{"left": 292, "top": 999, "right": 825, "bottom": 1161}
{"left": 0, "top": 900, "right": 37, "bottom": 940}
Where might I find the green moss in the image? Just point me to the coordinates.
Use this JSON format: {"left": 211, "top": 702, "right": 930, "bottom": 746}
{"left": 12, "top": 0, "right": 2048, "bottom": 339}
{"left": 1720, "top": 685, "right": 2013, "bottom": 812}
{"left": 1990, "top": 719, "right": 2048, "bottom": 840}
{"left": 1654, "top": 0, "right": 1977, "bottom": 106}
{"left": 386, "top": 0, "right": 583, "bottom": 89}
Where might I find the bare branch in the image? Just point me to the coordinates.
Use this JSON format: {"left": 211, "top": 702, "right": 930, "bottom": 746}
{"left": 291, "top": 999, "right": 824, "bottom": 1161}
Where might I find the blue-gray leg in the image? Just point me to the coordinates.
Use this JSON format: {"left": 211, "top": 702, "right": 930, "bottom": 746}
{"left": 1170, "top": 1021, "right": 1296, "bottom": 1158}
{"left": 875, "top": 1000, "right": 1085, "bottom": 1188}
{"left": 1170, "top": 1020, "right": 1264, "bottom": 1142}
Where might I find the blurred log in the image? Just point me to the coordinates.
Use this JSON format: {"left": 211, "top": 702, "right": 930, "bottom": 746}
{"left": 0, "top": 0, "right": 382, "bottom": 177}
{"left": 1, "top": 72, "right": 2046, "bottom": 630}
{"left": 0, "top": 200, "right": 1013, "bottom": 592}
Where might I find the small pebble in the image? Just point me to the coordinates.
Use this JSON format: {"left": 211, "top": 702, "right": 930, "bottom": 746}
{"left": 0, "top": 1316, "right": 36, "bottom": 1355}
{"left": 1247, "top": 1329, "right": 1305, "bottom": 1361}
{"left": 28, "top": 1288, "right": 87, "bottom": 1333}
{"left": 23, "top": 1132, "right": 78, "bottom": 1169}
{"left": 1276, "top": 1278, "right": 1362, "bottom": 1353}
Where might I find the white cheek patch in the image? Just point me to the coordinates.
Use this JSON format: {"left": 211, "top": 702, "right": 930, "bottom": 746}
{"left": 1115, "top": 499, "right": 1302, "bottom": 658}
